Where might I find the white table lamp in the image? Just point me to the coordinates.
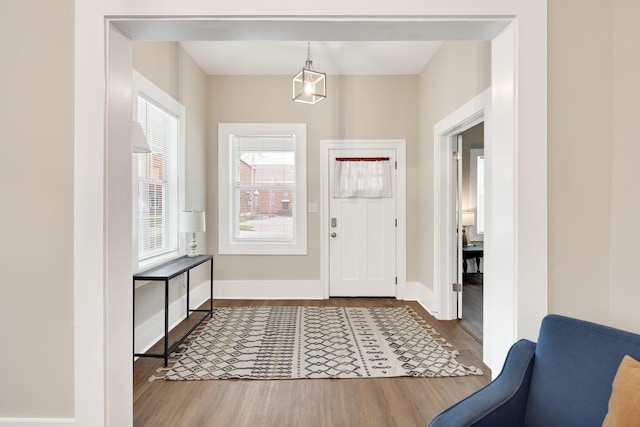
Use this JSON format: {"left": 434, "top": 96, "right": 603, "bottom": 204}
{"left": 180, "top": 210, "right": 206, "bottom": 257}
{"left": 462, "top": 211, "right": 475, "bottom": 246}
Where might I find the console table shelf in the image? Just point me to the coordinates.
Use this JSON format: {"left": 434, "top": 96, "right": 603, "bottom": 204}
{"left": 133, "top": 254, "right": 213, "bottom": 366}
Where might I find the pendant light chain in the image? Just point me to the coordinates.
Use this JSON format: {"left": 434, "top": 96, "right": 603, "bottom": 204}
{"left": 305, "top": 41, "right": 314, "bottom": 70}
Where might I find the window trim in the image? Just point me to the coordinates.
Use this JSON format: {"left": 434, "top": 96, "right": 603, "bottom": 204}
{"left": 132, "top": 71, "right": 186, "bottom": 271}
{"left": 218, "top": 123, "right": 307, "bottom": 255}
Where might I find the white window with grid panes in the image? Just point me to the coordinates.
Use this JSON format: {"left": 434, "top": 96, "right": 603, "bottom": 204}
{"left": 470, "top": 148, "right": 485, "bottom": 240}
{"left": 132, "top": 71, "right": 185, "bottom": 270}
{"left": 218, "top": 123, "right": 307, "bottom": 255}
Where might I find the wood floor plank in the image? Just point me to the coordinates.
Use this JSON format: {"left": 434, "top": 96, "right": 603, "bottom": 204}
{"left": 460, "top": 273, "right": 483, "bottom": 342}
{"left": 134, "top": 299, "right": 490, "bottom": 427}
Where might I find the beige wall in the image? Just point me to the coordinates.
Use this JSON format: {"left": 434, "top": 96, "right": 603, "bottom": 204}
{"left": 133, "top": 42, "right": 179, "bottom": 98}
{"left": 417, "top": 41, "right": 492, "bottom": 291}
{"left": 547, "top": 0, "right": 640, "bottom": 332}
{"left": 207, "top": 75, "right": 420, "bottom": 280}
{"left": 609, "top": 0, "right": 640, "bottom": 332}
{"left": 5, "top": 0, "right": 640, "bottom": 420}
{"left": 548, "top": 0, "right": 613, "bottom": 323}
{"left": 132, "top": 42, "right": 209, "bottom": 339}
{"left": 0, "top": 0, "right": 75, "bottom": 417}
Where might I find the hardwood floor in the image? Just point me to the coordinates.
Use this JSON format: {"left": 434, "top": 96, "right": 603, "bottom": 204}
{"left": 460, "top": 273, "right": 483, "bottom": 342}
{"left": 134, "top": 299, "right": 490, "bottom": 427}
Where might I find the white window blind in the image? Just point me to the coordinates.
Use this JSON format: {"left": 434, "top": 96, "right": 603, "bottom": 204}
{"left": 136, "top": 95, "right": 179, "bottom": 261}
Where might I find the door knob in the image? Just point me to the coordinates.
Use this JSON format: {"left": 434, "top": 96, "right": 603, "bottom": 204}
{"left": 331, "top": 232, "right": 337, "bottom": 238}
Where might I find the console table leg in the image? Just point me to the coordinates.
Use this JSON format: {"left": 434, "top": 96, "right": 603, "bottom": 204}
{"left": 132, "top": 278, "right": 136, "bottom": 364}
{"left": 210, "top": 259, "right": 213, "bottom": 316}
{"left": 164, "top": 278, "right": 169, "bottom": 366}
{"left": 186, "top": 270, "right": 190, "bottom": 319}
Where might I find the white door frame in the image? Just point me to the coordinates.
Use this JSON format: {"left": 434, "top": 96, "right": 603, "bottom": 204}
{"left": 434, "top": 89, "right": 489, "bottom": 321}
{"left": 76, "top": 5, "right": 546, "bottom": 425}
{"left": 321, "top": 140, "right": 407, "bottom": 300}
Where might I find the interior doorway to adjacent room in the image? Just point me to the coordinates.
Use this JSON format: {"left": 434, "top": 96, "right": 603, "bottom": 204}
{"left": 433, "top": 88, "right": 488, "bottom": 342}
{"left": 457, "top": 122, "right": 484, "bottom": 342}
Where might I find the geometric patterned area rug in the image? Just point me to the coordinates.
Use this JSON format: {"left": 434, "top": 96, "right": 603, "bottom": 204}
{"left": 163, "top": 306, "right": 483, "bottom": 380}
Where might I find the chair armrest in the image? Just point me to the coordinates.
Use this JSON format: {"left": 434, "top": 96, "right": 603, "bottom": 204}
{"left": 428, "top": 339, "right": 536, "bottom": 427}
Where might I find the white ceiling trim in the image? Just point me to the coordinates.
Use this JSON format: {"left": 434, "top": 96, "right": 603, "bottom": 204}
{"left": 113, "top": 18, "right": 508, "bottom": 75}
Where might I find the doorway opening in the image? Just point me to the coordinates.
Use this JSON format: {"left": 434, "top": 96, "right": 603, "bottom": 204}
{"left": 433, "top": 88, "right": 488, "bottom": 329}
{"left": 82, "top": 10, "right": 549, "bottom": 423}
{"left": 457, "top": 122, "right": 484, "bottom": 342}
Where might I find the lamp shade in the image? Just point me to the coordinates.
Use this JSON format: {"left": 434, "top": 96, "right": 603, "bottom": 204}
{"left": 462, "top": 211, "right": 475, "bottom": 227}
{"left": 180, "top": 210, "right": 206, "bottom": 233}
{"left": 132, "top": 121, "right": 151, "bottom": 153}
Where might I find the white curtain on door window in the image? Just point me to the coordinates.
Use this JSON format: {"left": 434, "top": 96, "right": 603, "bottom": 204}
{"left": 333, "top": 157, "right": 392, "bottom": 198}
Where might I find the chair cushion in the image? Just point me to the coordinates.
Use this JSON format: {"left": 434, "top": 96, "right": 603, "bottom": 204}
{"left": 602, "top": 355, "right": 640, "bottom": 427}
{"left": 524, "top": 315, "right": 640, "bottom": 427}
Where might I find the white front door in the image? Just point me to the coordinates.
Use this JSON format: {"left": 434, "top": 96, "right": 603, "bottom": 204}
{"left": 329, "top": 148, "right": 397, "bottom": 297}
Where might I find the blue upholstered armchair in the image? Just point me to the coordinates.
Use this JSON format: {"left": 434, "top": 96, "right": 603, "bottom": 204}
{"left": 429, "top": 314, "right": 640, "bottom": 427}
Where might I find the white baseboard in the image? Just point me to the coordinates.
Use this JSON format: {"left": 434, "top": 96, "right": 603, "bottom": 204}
{"left": 0, "top": 418, "right": 74, "bottom": 427}
{"left": 405, "top": 281, "right": 438, "bottom": 318}
{"left": 211, "top": 280, "right": 429, "bottom": 307}
{"left": 401, "top": 281, "right": 420, "bottom": 301}
{"left": 134, "top": 280, "right": 211, "bottom": 354}
{"left": 135, "top": 279, "right": 431, "bottom": 353}
{"left": 135, "top": 279, "right": 321, "bottom": 353}
{"left": 213, "top": 280, "right": 324, "bottom": 300}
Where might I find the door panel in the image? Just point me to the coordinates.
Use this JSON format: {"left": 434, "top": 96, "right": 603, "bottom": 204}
{"left": 329, "top": 148, "right": 396, "bottom": 297}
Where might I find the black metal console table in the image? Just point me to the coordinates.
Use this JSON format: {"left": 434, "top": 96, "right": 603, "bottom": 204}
{"left": 133, "top": 254, "right": 213, "bottom": 366}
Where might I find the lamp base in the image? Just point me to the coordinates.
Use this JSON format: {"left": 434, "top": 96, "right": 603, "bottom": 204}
{"left": 187, "top": 232, "right": 199, "bottom": 257}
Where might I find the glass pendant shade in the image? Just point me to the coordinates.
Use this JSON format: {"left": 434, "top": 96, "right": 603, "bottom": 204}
{"left": 292, "top": 44, "right": 326, "bottom": 105}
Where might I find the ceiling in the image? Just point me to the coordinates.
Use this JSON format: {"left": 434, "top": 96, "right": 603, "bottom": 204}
{"left": 113, "top": 18, "right": 509, "bottom": 76}
{"left": 180, "top": 40, "right": 442, "bottom": 75}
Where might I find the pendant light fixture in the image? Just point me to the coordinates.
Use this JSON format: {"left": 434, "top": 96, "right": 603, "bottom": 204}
{"left": 292, "top": 42, "right": 326, "bottom": 105}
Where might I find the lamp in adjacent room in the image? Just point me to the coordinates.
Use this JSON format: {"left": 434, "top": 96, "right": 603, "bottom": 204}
{"left": 292, "top": 42, "right": 326, "bottom": 105}
{"left": 180, "top": 209, "right": 206, "bottom": 257}
{"left": 462, "top": 211, "right": 475, "bottom": 247}
{"left": 131, "top": 120, "right": 151, "bottom": 153}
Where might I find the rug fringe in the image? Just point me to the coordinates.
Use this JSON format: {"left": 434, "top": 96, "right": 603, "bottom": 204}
{"left": 403, "top": 305, "right": 455, "bottom": 349}
{"left": 147, "top": 321, "right": 210, "bottom": 383}
{"left": 403, "top": 305, "right": 484, "bottom": 375}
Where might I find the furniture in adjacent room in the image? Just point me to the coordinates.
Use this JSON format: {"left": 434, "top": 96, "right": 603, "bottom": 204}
{"left": 462, "top": 245, "right": 483, "bottom": 274}
{"left": 429, "top": 314, "right": 640, "bottom": 427}
{"left": 133, "top": 254, "right": 213, "bottom": 366}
